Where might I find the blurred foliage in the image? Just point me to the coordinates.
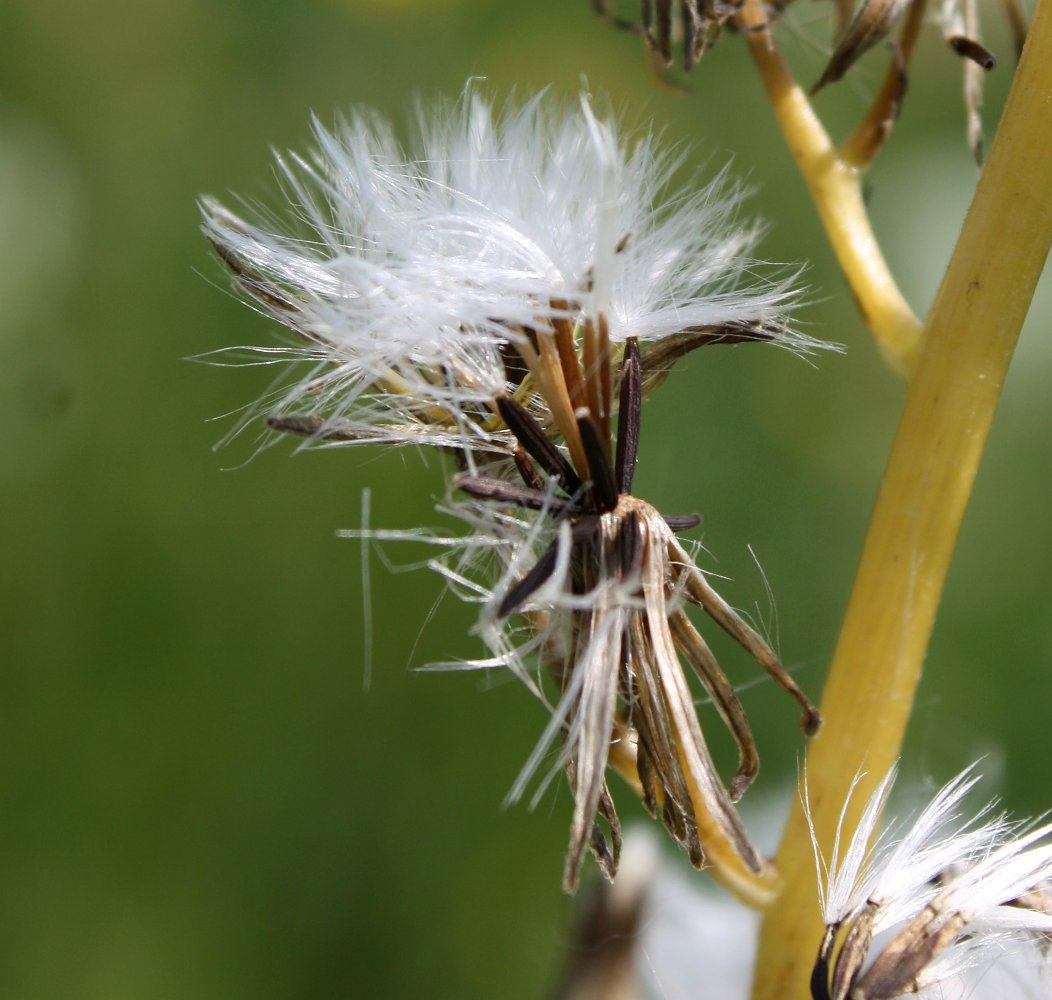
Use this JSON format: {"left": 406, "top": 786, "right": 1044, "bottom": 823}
{"left": 0, "top": 1, "right": 1048, "bottom": 997}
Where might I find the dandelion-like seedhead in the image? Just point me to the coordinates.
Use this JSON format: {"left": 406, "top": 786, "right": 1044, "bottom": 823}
{"left": 204, "top": 86, "right": 827, "bottom": 892}
{"left": 808, "top": 765, "right": 1052, "bottom": 1000}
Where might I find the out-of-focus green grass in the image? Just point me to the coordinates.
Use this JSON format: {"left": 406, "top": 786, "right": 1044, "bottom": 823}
{"left": 1, "top": 2, "right": 1048, "bottom": 996}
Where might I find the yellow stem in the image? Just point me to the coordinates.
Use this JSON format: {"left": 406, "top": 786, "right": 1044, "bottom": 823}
{"left": 517, "top": 330, "right": 590, "bottom": 475}
{"left": 607, "top": 716, "right": 780, "bottom": 908}
{"left": 680, "top": 760, "right": 781, "bottom": 909}
{"left": 597, "top": 313, "right": 613, "bottom": 444}
{"left": 374, "top": 366, "right": 458, "bottom": 427}
{"left": 581, "top": 316, "right": 604, "bottom": 427}
{"left": 551, "top": 302, "right": 588, "bottom": 412}
{"left": 740, "top": 1, "right": 923, "bottom": 375}
{"left": 752, "top": 3, "right": 1052, "bottom": 995}
{"left": 608, "top": 720, "right": 643, "bottom": 797}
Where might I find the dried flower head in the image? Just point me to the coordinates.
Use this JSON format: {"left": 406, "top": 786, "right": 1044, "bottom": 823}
{"left": 815, "top": 0, "right": 1029, "bottom": 160}
{"left": 203, "top": 86, "right": 827, "bottom": 892}
{"left": 808, "top": 765, "right": 1052, "bottom": 1000}
{"left": 592, "top": 0, "right": 1030, "bottom": 160}
{"left": 591, "top": 0, "right": 740, "bottom": 73}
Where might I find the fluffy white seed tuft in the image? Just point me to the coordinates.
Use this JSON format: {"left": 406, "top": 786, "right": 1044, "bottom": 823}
{"left": 202, "top": 86, "right": 827, "bottom": 455}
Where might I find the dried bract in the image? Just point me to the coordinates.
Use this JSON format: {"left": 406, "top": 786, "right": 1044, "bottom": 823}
{"left": 812, "top": 0, "right": 915, "bottom": 93}
{"left": 939, "top": 0, "right": 1002, "bottom": 162}
{"left": 204, "top": 87, "right": 828, "bottom": 890}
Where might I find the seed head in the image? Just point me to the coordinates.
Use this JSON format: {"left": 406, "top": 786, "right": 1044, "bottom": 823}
{"left": 808, "top": 765, "right": 1052, "bottom": 1000}
{"left": 204, "top": 86, "right": 829, "bottom": 891}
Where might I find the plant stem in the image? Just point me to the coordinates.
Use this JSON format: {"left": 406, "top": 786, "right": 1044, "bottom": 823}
{"left": 752, "top": 2, "right": 1052, "bottom": 995}
{"left": 740, "top": 1, "right": 923, "bottom": 375}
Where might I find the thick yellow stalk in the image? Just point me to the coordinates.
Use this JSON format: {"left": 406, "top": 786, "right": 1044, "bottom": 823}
{"left": 753, "top": 3, "right": 1052, "bottom": 996}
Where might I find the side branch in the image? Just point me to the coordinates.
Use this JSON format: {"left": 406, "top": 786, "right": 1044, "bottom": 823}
{"left": 739, "top": 0, "right": 923, "bottom": 375}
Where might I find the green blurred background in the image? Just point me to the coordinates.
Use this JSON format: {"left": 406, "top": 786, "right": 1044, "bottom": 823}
{"left": 2, "top": 1, "right": 1049, "bottom": 996}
